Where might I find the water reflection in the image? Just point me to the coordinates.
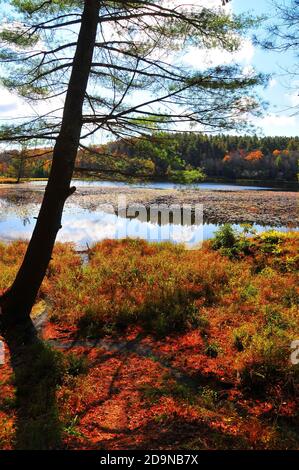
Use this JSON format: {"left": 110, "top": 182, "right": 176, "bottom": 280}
{"left": 0, "top": 197, "right": 297, "bottom": 249}
{"left": 25, "top": 179, "right": 274, "bottom": 191}
{"left": 0, "top": 205, "right": 204, "bottom": 247}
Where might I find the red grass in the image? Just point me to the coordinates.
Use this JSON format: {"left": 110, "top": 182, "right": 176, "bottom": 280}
{"left": 0, "top": 233, "right": 298, "bottom": 449}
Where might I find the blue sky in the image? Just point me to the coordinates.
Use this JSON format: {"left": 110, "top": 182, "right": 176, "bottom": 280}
{"left": 233, "top": 0, "right": 299, "bottom": 136}
{"left": 0, "top": 0, "right": 298, "bottom": 137}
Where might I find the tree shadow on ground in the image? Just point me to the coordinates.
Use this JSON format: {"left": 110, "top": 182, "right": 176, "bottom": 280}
{"left": 3, "top": 319, "right": 62, "bottom": 449}
{"left": 66, "top": 414, "right": 252, "bottom": 450}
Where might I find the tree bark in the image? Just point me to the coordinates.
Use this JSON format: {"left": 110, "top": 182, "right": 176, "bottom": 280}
{"left": 16, "top": 151, "right": 25, "bottom": 184}
{"left": 0, "top": 0, "right": 100, "bottom": 327}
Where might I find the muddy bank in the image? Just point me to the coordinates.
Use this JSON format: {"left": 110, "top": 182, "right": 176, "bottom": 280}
{"left": 0, "top": 184, "right": 298, "bottom": 226}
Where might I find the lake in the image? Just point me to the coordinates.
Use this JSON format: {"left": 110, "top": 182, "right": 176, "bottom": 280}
{"left": 25, "top": 179, "right": 275, "bottom": 191}
{"left": 0, "top": 180, "right": 297, "bottom": 248}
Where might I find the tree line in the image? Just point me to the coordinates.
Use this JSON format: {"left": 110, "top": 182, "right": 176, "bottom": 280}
{"left": 1, "top": 134, "right": 298, "bottom": 183}
{"left": 107, "top": 133, "right": 299, "bottom": 182}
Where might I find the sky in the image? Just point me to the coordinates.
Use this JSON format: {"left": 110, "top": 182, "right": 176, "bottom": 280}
{"left": 233, "top": 0, "right": 299, "bottom": 136}
{"left": 0, "top": 0, "right": 298, "bottom": 138}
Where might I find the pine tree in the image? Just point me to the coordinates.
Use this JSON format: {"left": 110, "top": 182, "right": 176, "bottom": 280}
{"left": 0, "top": 0, "right": 262, "bottom": 327}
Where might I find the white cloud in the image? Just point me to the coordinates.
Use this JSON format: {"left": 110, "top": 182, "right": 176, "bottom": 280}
{"left": 0, "top": 88, "right": 23, "bottom": 117}
{"left": 0, "top": 0, "right": 256, "bottom": 139}
{"left": 268, "top": 78, "right": 277, "bottom": 89}
{"left": 164, "top": 0, "right": 231, "bottom": 11}
{"left": 255, "top": 113, "right": 299, "bottom": 136}
{"left": 182, "top": 38, "right": 255, "bottom": 69}
{"left": 0, "top": 84, "right": 64, "bottom": 132}
{"left": 169, "top": 0, "right": 253, "bottom": 71}
{"left": 242, "top": 64, "right": 256, "bottom": 78}
{"left": 288, "top": 91, "right": 299, "bottom": 108}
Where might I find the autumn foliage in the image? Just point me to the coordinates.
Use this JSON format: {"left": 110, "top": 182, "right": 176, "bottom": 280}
{"left": 245, "top": 150, "right": 263, "bottom": 161}
{"left": 223, "top": 149, "right": 264, "bottom": 163}
{"left": 0, "top": 233, "right": 298, "bottom": 449}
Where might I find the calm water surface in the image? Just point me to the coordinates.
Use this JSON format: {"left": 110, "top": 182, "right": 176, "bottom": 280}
{"left": 28, "top": 179, "right": 274, "bottom": 191}
{"left": 0, "top": 180, "right": 297, "bottom": 248}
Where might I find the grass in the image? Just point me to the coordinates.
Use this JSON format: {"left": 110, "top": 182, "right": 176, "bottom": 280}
{"left": 43, "top": 239, "right": 232, "bottom": 337}
{"left": 0, "top": 177, "right": 49, "bottom": 184}
{"left": 0, "top": 231, "right": 298, "bottom": 449}
{"left": 0, "top": 177, "right": 18, "bottom": 184}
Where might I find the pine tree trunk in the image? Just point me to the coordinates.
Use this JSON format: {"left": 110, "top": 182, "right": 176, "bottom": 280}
{"left": 0, "top": 0, "right": 100, "bottom": 328}
{"left": 16, "top": 153, "right": 24, "bottom": 184}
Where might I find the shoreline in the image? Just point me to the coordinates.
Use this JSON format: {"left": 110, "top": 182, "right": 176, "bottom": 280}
{"left": 0, "top": 184, "right": 298, "bottom": 227}
{"left": 0, "top": 176, "right": 298, "bottom": 190}
{"left": 77, "top": 187, "right": 299, "bottom": 226}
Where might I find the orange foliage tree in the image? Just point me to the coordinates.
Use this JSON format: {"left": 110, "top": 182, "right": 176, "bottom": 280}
{"left": 245, "top": 150, "right": 263, "bottom": 161}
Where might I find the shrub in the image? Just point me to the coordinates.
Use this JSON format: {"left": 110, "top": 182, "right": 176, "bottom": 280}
{"left": 239, "top": 328, "right": 295, "bottom": 393}
{"left": 63, "top": 353, "right": 88, "bottom": 377}
{"left": 205, "top": 341, "right": 222, "bottom": 358}
{"left": 212, "top": 224, "right": 252, "bottom": 258}
{"left": 265, "top": 306, "right": 290, "bottom": 331}
{"left": 240, "top": 283, "right": 258, "bottom": 302}
{"left": 282, "top": 287, "right": 299, "bottom": 308}
{"left": 233, "top": 326, "right": 253, "bottom": 352}
{"left": 258, "top": 231, "right": 286, "bottom": 254}
{"left": 139, "top": 293, "right": 200, "bottom": 337}
{"left": 199, "top": 386, "right": 219, "bottom": 409}
{"left": 212, "top": 224, "right": 238, "bottom": 250}
{"left": 77, "top": 308, "right": 107, "bottom": 338}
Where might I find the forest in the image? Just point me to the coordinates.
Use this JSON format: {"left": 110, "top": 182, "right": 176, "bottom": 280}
{"left": 1, "top": 134, "right": 299, "bottom": 183}
{"left": 106, "top": 133, "right": 299, "bottom": 182}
